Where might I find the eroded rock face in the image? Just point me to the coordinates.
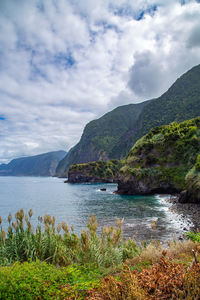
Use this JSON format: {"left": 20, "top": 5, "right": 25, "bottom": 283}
{"left": 117, "top": 176, "right": 180, "bottom": 195}
{"left": 67, "top": 160, "right": 122, "bottom": 184}
{"left": 117, "top": 117, "right": 200, "bottom": 202}
{"left": 67, "top": 171, "right": 114, "bottom": 183}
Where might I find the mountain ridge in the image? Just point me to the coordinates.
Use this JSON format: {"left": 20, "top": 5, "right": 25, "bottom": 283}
{"left": 57, "top": 63, "right": 200, "bottom": 177}
{"left": 0, "top": 150, "right": 66, "bottom": 177}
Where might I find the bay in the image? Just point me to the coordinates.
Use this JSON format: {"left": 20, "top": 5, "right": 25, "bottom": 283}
{"left": 0, "top": 176, "right": 190, "bottom": 242}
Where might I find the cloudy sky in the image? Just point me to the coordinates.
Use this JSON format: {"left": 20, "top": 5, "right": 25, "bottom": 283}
{"left": 0, "top": 0, "right": 200, "bottom": 163}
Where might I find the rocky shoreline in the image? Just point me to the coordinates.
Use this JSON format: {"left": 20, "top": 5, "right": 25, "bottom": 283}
{"left": 167, "top": 195, "right": 200, "bottom": 234}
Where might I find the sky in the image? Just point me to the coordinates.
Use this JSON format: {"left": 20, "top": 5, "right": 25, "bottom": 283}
{"left": 0, "top": 0, "right": 200, "bottom": 163}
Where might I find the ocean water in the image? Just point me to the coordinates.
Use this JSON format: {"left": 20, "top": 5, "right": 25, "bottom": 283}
{"left": 0, "top": 176, "right": 190, "bottom": 242}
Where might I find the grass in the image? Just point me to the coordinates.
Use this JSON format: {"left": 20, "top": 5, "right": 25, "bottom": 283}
{"left": 1, "top": 210, "right": 200, "bottom": 299}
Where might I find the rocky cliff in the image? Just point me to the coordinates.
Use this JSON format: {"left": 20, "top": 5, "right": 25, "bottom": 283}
{"left": 117, "top": 117, "right": 200, "bottom": 203}
{"left": 111, "top": 64, "right": 200, "bottom": 158}
{"left": 56, "top": 102, "right": 148, "bottom": 177}
{"left": 67, "top": 160, "right": 122, "bottom": 183}
{"left": 57, "top": 64, "right": 200, "bottom": 177}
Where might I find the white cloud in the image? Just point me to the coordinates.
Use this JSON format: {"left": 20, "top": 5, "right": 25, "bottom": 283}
{"left": 0, "top": 0, "right": 200, "bottom": 163}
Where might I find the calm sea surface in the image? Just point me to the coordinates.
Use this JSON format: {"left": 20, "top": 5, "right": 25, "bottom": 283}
{"left": 0, "top": 176, "right": 190, "bottom": 242}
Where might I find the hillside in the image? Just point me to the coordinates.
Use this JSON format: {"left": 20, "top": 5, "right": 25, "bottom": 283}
{"left": 111, "top": 64, "right": 200, "bottom": 158}
{"left": 0, "top": 151, "right": 66, "bottom": 176}
{"left": 117, "top": 117, "right": 200, "bottom": 202}
{"left": 57, "top": 64, "right": 200, "bottom": 177}
{"left": 56, "top": 102, "right": 148, "bottom": 177}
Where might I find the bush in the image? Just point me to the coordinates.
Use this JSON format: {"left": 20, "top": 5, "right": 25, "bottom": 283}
{"left": 0, "top": 260, "right": 100, "bottom": 299}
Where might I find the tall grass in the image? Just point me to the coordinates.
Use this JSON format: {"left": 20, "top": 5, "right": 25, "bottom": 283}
{"left": 0, "top": 209, "right": 139, "bottom": 267}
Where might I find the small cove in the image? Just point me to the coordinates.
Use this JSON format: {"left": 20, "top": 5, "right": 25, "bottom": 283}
{"left": 0, "top": 176, "right": 192, "bottom": 243}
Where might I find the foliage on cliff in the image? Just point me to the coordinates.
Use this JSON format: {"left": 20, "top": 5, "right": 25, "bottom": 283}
{"left": 56, "top": 102, "right": 148, "bottom": 177}
{"left": 57, "top": 64, "right": 200, "bottom": 177}
{"left": 119, "top": 117, "right": 200, "bottom": 196}
{"left": 114, "top": 64, "right": 200, "bottom": 158}
{"left": 68, "top": 159, "right": 123, "bottom": 183}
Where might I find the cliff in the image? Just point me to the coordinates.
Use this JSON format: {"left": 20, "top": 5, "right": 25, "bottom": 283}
{"left": 117, "top": 117, "right": 200, "bottom": 203}
{"left": 111, "top": 64, "right": 200, "bottom": 158}
{"left": 57, "top": 64, "right": 200, "bottom": 177}
{"left": 56, "top": 102, "right": 148, "bottom": 177}
{"left": 0, "top": 151, "right": 66, "bottom": 177}
{"left": 67, "top": 160, "right": 122, "bottom": 183}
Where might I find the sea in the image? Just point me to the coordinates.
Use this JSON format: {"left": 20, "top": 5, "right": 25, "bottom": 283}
{"left": 0, "top": 176, "right": 191, "bottom": 243}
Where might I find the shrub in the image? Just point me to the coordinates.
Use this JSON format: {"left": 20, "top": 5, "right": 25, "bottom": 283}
{"left": 0, "top": 260, "right": 100, "bottom": 299}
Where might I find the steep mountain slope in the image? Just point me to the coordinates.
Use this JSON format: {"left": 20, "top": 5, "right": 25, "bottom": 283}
{"left": 57, "top": 64, "right": 200, "bottom": 177}
{"left": 56, "top": 102, "right": 148, "bottom": 177}
{"left": 112, "top": 64, "right": 200, "bottom": 158}
{"left": 0, "top": 151, "right": 66, "bottom": 176}
{"left": 117, "top": 117, "right": 200, "bottom": 203}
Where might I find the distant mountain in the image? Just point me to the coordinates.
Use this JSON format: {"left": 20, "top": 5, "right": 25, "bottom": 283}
{"left": 0, "top": 151, "right": 67, "bottom": 176}
{"left": 56, "top": 102, "right": 149, "bottom": 177}
{"left": 56, "top": 64, "right": 200, "bottom": 177}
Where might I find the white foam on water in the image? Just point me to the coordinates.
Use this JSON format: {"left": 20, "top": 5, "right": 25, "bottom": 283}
{"left": 155, "top": 194, "right": 192, "bottom": 232}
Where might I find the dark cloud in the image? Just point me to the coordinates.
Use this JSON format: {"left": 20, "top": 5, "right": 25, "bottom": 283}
{"left": 187, "top": 24, "right": 200, "bottom": 48}
{"left": 128, "top": 51, "right": 166, "bottom": 99}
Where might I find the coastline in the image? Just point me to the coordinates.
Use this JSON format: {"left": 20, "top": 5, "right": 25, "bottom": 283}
{"left": 167, "top": 195, "right": 200, "bottom": 233}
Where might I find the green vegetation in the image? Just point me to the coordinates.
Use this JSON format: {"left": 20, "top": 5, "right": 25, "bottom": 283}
{"left": 57, "top": 64, "right": 200, "bottom": 177}
{"left": 119, "top": 117, "right": 200, "bottom": 196}
{"left": 68, "top": 159, "right": 123, "bottom": 182}
{"left": 0, "top": 261, "right": 100, "bottom": 299}
{"left": 116, "top": 64, "right": 200, "bottom": 157}
{"left": 56, "top": 102, "right": 148, "bottom": 177}
{"left": 1, "top": 210, "right": 200, "bottom": 299}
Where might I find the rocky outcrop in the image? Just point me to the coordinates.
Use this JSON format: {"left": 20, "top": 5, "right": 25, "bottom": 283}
{"left": 56, "top": 102, "right": 149, "bottom": 177}
{"left": 117, "top": 117, "right": 200, "bottom": 203}
{"left": 117, "top": 176, "right": 180, "bottom": 195}
{"left": 67, "top": 160, "right": 122, "bottom": 183}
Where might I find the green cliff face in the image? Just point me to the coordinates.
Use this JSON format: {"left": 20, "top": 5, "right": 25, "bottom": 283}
{"left": 57, "top": 64, "right": 200, "bottom": 177}
{"left": 117, "top": 117, "right": 200, "bottom": 202}
{"left": 112, "top": 64, "right": 200, "bottom": 158}
{"left": 56, "top": 102, "right": 148, "bottom": 177}
{"left": 67, "top": 159, "right": 123, "bottom": 183}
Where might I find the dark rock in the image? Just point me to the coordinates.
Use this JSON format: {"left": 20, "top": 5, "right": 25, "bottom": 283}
{"left": 100, "top": 188, "right": 106, "bottom": 191}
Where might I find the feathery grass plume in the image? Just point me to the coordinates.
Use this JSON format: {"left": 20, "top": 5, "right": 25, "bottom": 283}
{"left": 57, "top": 224, "right": 61, "bottom": 233}
{"left": 44, "top": 215, "right": 52, "bottom": 225}
{"left": 15, "top": 211, "right": 20, "bottom": 221}
{"left": 1, "top": 230, "right": 6, "bottom": 245}
{"left": 28, "top": 209, "right": 33, "bottom": 218}
{"left": 87, "top": 214, "right": 98, "bottom": 236}
{"left": 27, "top": 221, "right": 32, "bottom": 233}
{"left": 62, "top": 221, "right": 69, "bottom": 234}
{"left": 71, "top": 225, "right": 74, "bottom": 232}
{"left": 19, "top": 209, "right": 24, "bottom": 221}
{"left": 25, "top": 214, "right": 29, "bottom": 224}
{"left": 8, "top": 226, "right": 12, "bottom": 234}
{"left": 8, "top": 213, "right": 12, "bottom": 224}
{"left": 0, "top": 216, "right": 2, "bottom": 225}
{"left": 52, "top": 216, "right": 55, "bottom": 227}
{"left": 12, "top": 222, "right": 16, "bottom": 230}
